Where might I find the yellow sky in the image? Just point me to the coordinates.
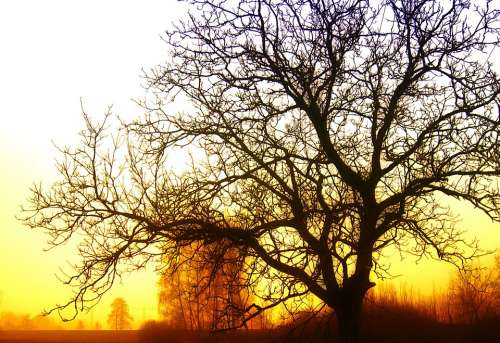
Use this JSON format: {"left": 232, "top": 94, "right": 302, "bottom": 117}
{"left": 0, "top": 0, "right": 188, "bottom": 328}
{"left": 0, "top": 0, "right": 498, "bottom": 329}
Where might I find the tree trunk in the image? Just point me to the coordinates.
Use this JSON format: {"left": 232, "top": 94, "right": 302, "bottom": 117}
{"left": 333, "top": 266, "right": 374, "bottom": 343}
{"left": 335, "top": 293, "right": 364, "bottom": 343}
{"left": 333, "top": 232, "right": 375, "bottom": 342}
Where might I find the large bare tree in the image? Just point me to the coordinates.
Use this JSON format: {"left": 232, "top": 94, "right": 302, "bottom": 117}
{"left": 22, "top": 0, "right": 499, "bottom": 342}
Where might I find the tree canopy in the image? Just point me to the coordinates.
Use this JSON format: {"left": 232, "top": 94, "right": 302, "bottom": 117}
{"left": 22, "top": 0, "right": 499, "bottom": 341}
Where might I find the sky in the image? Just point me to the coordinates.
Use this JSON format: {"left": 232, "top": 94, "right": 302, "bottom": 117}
{"left": 0, "top": 0, "right": 499, "bottom": 330}
{"left": 0, "top": 0, "right": 188, "bottom": 328}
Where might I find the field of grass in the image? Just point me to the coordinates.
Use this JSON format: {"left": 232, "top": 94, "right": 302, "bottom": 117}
{"left": 1, "top": 316, "right": 499, "bottom": 343}
{"left": 0, "top": 330, "right": 278, "bottom": 343}
{"left": 0, "top": 330, "right": 138, "bottom": 343}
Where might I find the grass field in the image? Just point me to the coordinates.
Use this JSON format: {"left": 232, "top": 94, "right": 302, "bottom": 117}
{"left": 1, "top": 320, "right": 499, "bottom": 343}
{"left": 0, "top": 330, "right": 139, "bottom": 343}
{"left": 0, "top": 330, "right": 276, "bottom": 343}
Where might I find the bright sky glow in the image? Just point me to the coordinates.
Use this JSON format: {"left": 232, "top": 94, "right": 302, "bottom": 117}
{"left": 0, "top": 0, "right": 498, "bottom": 330}
{"left": 0, "top": 0, "right": 188, "bottom": 328}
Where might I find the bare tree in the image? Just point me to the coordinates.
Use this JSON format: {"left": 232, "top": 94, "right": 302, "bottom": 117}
{"left": 107, "top": 298, "right": 133, "bottom": 330}
{"left": 22, "top": 0, "right": 500, "bottom": 342}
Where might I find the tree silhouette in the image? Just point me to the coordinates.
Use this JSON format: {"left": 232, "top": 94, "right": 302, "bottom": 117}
{"left": 22, "top": 0, "right": 499, "bottom": 342}
{"left": 107, "top": 298, "right": 133, "bottom": 330}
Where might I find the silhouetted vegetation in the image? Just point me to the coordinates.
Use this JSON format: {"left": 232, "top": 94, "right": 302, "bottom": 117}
{"left": 361, "top": 259, "right": 500, "bottom": 342}
{"left": 143, "top": 259, "right": 500, "bottom": 342}
{"left": 446, "top": 254, "right": 500, "bottom": 324}
{"left": 22, "top": 0, "right": 500, "bottom": 342}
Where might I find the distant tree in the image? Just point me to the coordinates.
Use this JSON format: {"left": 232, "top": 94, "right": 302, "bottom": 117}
{"left": 107, "top": 298, "right": 133, "bottom": 330}
{"left": 22, "top": 0, "right": 500, "bottom": 342}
